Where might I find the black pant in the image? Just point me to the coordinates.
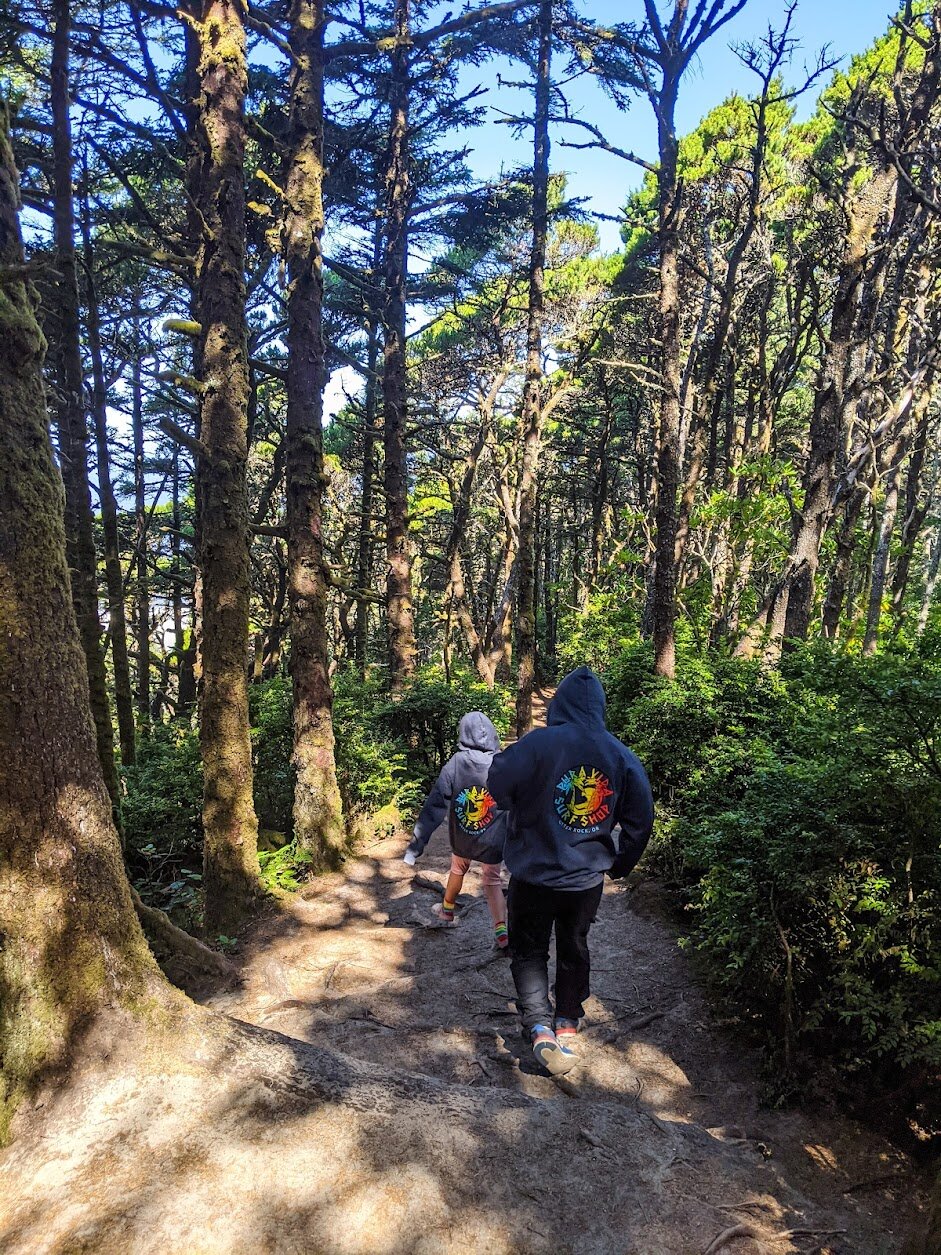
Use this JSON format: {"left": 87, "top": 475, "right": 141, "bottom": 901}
{"left": 507, "top": 878, "right": 604, "bottom": 1032}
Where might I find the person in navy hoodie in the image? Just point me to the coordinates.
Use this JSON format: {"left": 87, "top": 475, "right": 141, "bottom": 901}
{"left": 488, "top": 667, "right": 653, "bottom": 1075}
{"left": 404, "top": 711, "right": 509, "bottom": 949}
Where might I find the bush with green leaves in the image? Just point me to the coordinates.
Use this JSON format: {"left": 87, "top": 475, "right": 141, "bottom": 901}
{"left": 604, "top": 636, "right": 941, "bottom": 1097}
{"left": 123, "top": 724, "right": 203, "bottom": 856}
{"left": 556, "top": 589, "right": 638, "bottom": 677}
{"left": 250, "top": 676, "right": 295, "bottom": 832}
{"left": 123, "top": 665, "right": 509, "bottom": 911}
{"left": 370, "top": 665, "right": 513, "bottom": 788}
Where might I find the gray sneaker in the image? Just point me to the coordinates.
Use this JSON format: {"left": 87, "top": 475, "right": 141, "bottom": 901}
{"left": 531, "top": 1025, "right": 578, "bottom": 1076}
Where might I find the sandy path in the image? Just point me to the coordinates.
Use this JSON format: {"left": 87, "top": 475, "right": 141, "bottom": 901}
{"left": 0, "top": 693, "right": 919, "bottom": 1253}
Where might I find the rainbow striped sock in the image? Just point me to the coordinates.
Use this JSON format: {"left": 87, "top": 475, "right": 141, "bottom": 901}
{"left": 494, "top": 921, "right": 508, "bottom": 947}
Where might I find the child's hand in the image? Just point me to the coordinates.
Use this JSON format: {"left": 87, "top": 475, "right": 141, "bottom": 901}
{"left": 402, "top": 849, "right": 417, "bottom": 867}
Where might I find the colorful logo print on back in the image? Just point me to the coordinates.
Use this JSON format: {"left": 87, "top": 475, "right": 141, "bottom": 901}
{"left": 455, "top": 786, "right": 497, "bottom": 833}
{"left": 554, "top": 766, "right": 613, "bottom": 831}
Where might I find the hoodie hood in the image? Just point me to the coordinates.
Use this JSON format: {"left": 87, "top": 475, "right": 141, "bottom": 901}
{"left": 547, "top": 666, "right": 607, "bottom": 729}
{"left": 458, "top": 711, "right": 502, "bottom": 753}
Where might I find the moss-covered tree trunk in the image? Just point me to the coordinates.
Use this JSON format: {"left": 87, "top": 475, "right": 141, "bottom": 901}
{"left": 0, "top": 103, "right": 167, "bottom": 1145}
{"left": 514, "top": 0, "right": 552, "bottom": 739}
{"left": 382, "top": 0, "right": 417, "bottom": 693}
{"left": 282, "top": 0, "right": 345, "bottom": 868}
{"left": 189, "top": 0, "right": 260, "bottom": 934}
{"left": 50, "top": 0, "right": 120, "bottom": 815}
{"left": 80, "top": 190, "right": 136, "bottom": 766}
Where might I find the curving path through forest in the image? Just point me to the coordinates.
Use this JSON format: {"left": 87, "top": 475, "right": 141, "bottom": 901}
{"left": 0, "top": 693, "right": 921, "bottom": 1253}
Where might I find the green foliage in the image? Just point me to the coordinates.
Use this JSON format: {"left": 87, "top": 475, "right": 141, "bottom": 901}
{"left": 123, "top": 726, "right": 203, "bottom": 864}
{"left": 605, "top": 638, "right": 941, "bottom": 1090}
{"left": 372, "top": 665, "right": 513, "bottom": 787}
{"left": 258, "top": 840, "right": 314, "bottom": 894}
{"left": 332, "top": 670, "right": 424, "bottom": 813}
{"left": 250, "top": 676, "right": 294, "bottom": 832}
{"left": 556, "top": 590, "right": 638, "bottom": 676}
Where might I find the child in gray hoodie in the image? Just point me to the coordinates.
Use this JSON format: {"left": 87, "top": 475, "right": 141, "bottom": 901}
{"left": 403, "top": 711, "right": 509, "bottom": 948}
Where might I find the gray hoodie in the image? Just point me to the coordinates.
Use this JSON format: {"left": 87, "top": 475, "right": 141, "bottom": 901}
{"left": 407, "top": 712, "right": 508, "bottom": 863}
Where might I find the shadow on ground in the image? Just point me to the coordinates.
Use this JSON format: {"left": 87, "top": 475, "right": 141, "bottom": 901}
{"left": 0, "top": 689, "right": 924, "bottom": 1253}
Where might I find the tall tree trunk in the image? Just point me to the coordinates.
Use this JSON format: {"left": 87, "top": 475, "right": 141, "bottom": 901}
{"left": 891, "top": 404, "right": 933, "bottom": 629}
{"left": 821, "top": 481, "right": 869, "bottom": 639}
{"left": 650, "top": 75, "right": 683, "bottom": 680}
{"left": 170, "top": 441, "right": 195, "bottom": 708}
{"left": 863, "top": 455, "right": 903, "bottom": 654}
{"left": 590, "top": 374, "right": 615, "bottom": 589}
{"left": 0, "top": 107, "right": 165, "bottom": 1144}
{"left": 283, "top": 0, "right": 345, "bottom": 867}
{"left": 189, "top": 0, "right": 260, "bottom": 934}
{"left": 916, "top": 529, "right": 941, "bottom": 634}
{"left": 80, "top": 189, "right": 136, "bottom": 766}
{"left": 132, "top": 310, "right": 151, "bottom": 729}
{"left": 50, "top": 0, "right": 120, "bottom": 817}
{"left": 262, "top": 546, "right": 288, "bottom": 678}
{"left": 515, "top": 0, "right": 552, "bottom": 738}
{"left": 354, "top": 322, "right": 381, "bottom": 673}
{"left": 382, "top": 0, "right": 417, "bottom": 693}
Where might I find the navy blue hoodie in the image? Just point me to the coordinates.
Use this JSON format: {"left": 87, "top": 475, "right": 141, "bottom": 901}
{"left": 487, "top": 667, "right": 653, "bottom": 890}
{"left": 407, "top": 712, "right": 508, "bottom": 863}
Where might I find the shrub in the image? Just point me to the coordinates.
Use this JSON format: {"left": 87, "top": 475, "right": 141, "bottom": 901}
{"left": 123, "top": 723, "right": 203, "bottom": 860}
{"left": 250, "top": 676, "right": 294, "bottom": 832}
{"left": 371, "top": 665, "right": 513, "bottom": 788}
{"left": 556, "top": 590, "right": 638, "bottom": 676}
{"left": 603, "top": 637, "right": 941, "bottom": 1093}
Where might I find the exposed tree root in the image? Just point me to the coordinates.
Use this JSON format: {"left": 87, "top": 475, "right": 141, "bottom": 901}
{"left": 131, "top": 888, "right": 236, "bottom": 981}
{"left": 701, "top": 1224, "right": 757, "bottom": 1254}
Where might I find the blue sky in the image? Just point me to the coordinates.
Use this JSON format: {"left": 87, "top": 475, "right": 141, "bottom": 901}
{"left": 451, "top": 0, "right": 899, "bottom": 251}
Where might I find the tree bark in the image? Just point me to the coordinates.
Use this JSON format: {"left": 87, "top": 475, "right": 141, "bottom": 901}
{"left": 891, "top": 405, "right": 933, "bottom": 629}
{"left": 0, "top": 106, "right": 166, "bottom": 1143}
{"left": 132, "top": 310, "right": 151, "bottom": 728}
{"left": 821, "top": 481, "right": 869, "bottom": 639}
{"left": 283, "top": 0, "right": 345, "bottom": 868}
{"left": 354, "top": 283, "right": 382, "bottom": 673}
{"left": 382, "top": 0, "right": 417, "bottom": 692}
{"left": 515, "top": 0, "right": 552, "bottom": 738}
{"left": 80, "top": 190, "right": 136, "bottom": 766}
{"left": 776, "top": 169, "right": 897, "bottom": 646}
{"left": 916, "top": 528, "right": 941, "bottom": 634}
{"left": 650, "top": 73, "right": 682, "bottom": 680}
{"left": 863, "top": 454, "right": 902, "bottom": 654}
{"left": 188, "top": 0, "right": 260, "bottom": 934}
{"left": 50, "top": 0, "right": 120, "bottom": 817}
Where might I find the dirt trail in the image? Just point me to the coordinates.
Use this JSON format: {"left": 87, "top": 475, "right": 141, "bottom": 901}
{"left": 0, "top": 691, "right": 918, "bottom": 1253}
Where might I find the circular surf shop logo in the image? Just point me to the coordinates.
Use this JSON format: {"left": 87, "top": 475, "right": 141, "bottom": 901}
{"left": 554, "top": 766, "right": 613, "bottom": 832}
{"left": 455, "top": 786, "right": 497, "bottom": 833}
